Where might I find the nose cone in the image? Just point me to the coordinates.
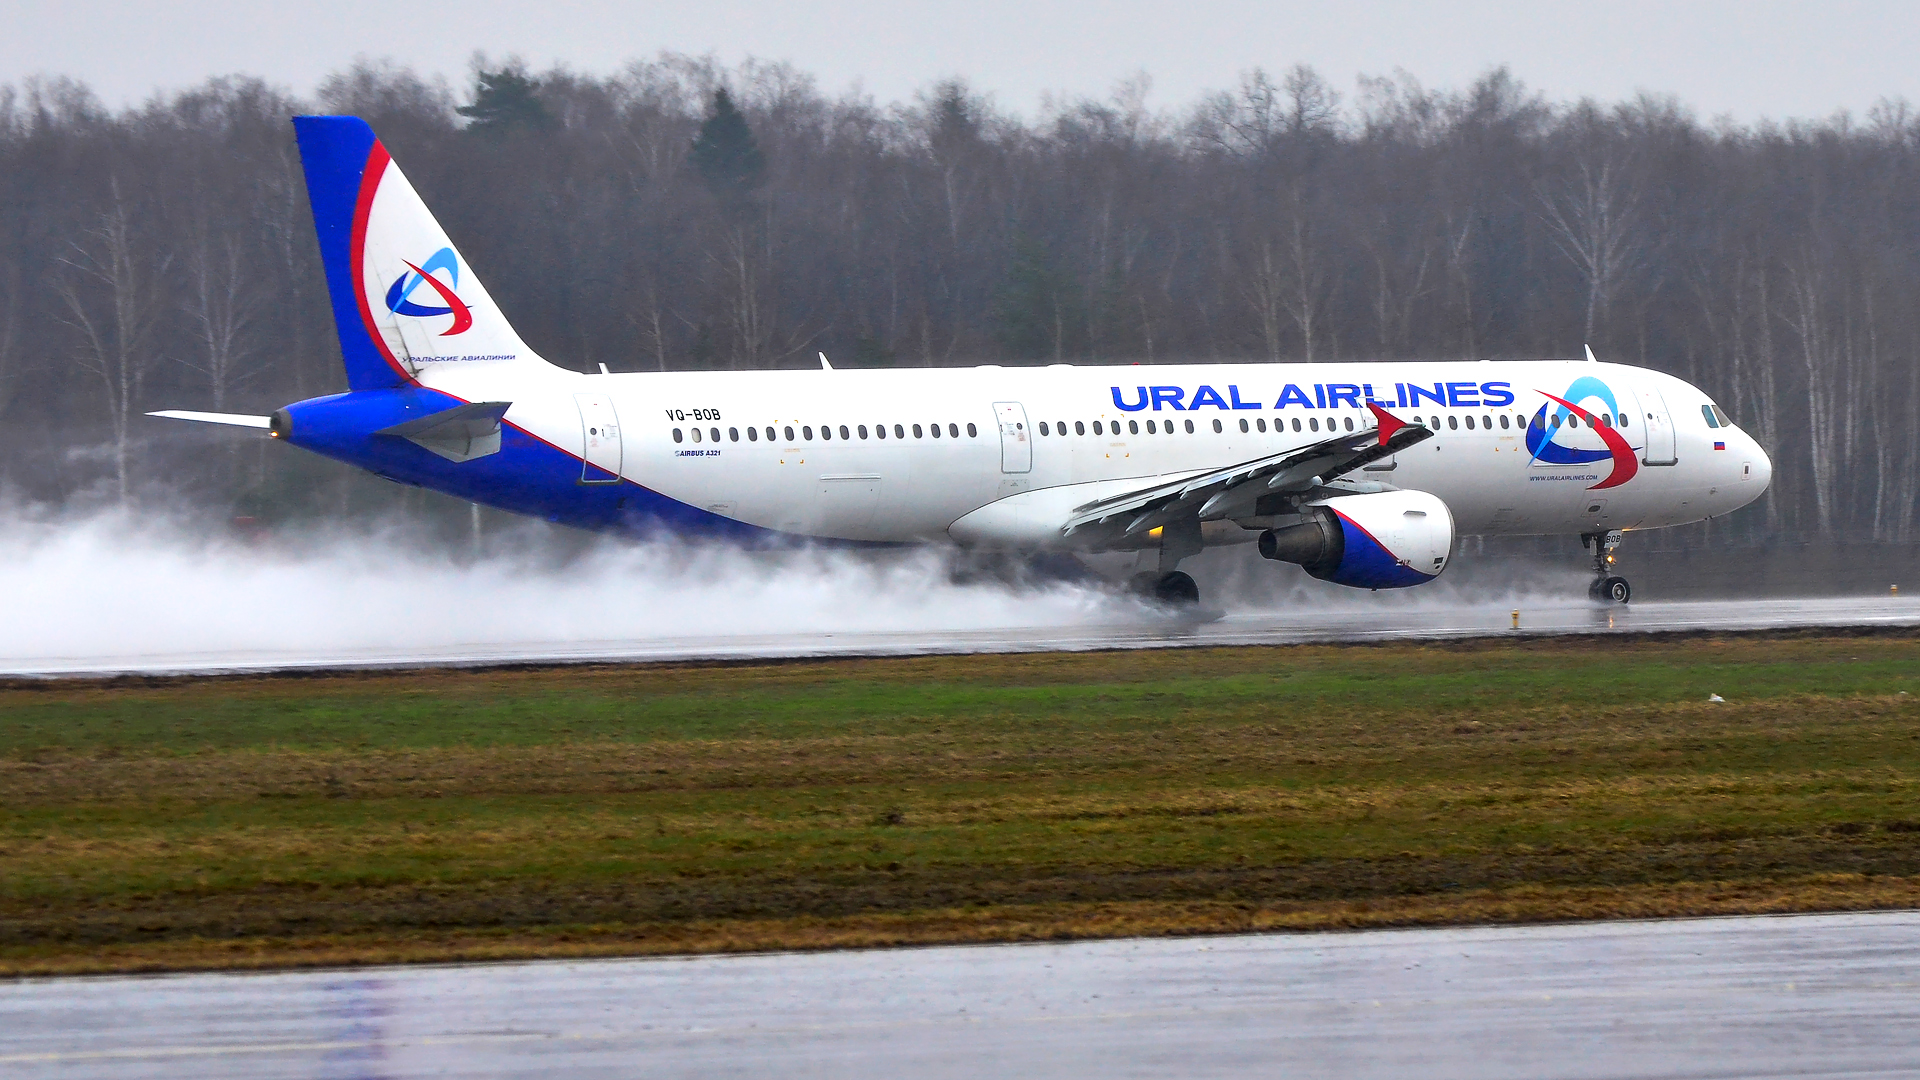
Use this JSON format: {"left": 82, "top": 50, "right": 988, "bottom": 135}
{"left": 1751, "top": 439, "right": 1773, "bottom": 495}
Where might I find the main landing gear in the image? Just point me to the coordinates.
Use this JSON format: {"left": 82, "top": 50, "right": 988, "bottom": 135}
{"left": 1582, "top": 530, "right": 1631, "bottom": 604}
{"left": 1131, "top": 570, "right": 1201, "bottom": 605}
{"left": 1130, "top": 516, "right": 1204, "bottom": 607}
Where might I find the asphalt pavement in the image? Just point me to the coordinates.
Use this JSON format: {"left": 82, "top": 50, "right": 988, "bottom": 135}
{"left": 5, "top": 911, "right": 1919, "bottom": 1079}
{"left": 6, "top": 595, "right": 1917, "bottom": 677}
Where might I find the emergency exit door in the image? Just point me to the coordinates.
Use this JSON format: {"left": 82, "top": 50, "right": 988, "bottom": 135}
{"left": 574, "top": 393, "right": 622, "bottom": 483}
{"left": 1638, "top": 385, "right": 1678, "bottom": 466}
{"left": 994, "top": 401, "right": 1032, "bottom": 473}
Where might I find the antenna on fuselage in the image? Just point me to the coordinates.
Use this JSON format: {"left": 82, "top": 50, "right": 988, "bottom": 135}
{"left": 819, "top": 352, "right": 833, "bottom": 370}
{"left": 1584, "top": 344, "right": 1599, "bottom": 363}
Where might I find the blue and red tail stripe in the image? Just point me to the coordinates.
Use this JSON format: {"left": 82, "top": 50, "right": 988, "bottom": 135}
{"left": 294, "top": 116, "right": 410, "bottom": 392}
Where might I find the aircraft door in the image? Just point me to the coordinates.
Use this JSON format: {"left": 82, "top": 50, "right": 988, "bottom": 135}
{"left": 994, "top": 402, "right": 1032, "bottom": 474}
{"left": 574, "top": 393, "right": 622, "bottom": 483}
{"left": 1638, "top": 385, "right": 1678, "bottom": 465}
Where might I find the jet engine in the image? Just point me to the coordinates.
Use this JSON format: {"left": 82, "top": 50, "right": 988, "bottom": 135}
{"left": 1257, "top": 490, "right": 1453, "bottom": 589}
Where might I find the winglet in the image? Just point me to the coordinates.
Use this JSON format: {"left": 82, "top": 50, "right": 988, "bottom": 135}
{"left": 1585, "top": 344, "right": 1599, "bottom": 363}
{"left": 1366, "top": 403, "right": 1409, "bottom": 446}
{"left": 819, "top": 351, "right": 833, "bottom": 370}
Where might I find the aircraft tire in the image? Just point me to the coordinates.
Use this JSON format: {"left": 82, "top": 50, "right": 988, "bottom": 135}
{"left": 1602, "top": 575, "right": 1631, "bottom": 604}
{"left": 1152, "top": 571, "right": 1201, "bottom": 606}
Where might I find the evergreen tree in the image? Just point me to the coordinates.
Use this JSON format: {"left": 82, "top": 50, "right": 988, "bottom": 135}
{"left": 690, "top": 88, "right": 765, "bottom": 204}
{"left": 457, "top": 68, "right": 553, "bottom": 136}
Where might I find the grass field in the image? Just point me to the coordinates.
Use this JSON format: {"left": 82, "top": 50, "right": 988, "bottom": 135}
{"left": 3, "top": 631, "right": 1918, "bottom": 976}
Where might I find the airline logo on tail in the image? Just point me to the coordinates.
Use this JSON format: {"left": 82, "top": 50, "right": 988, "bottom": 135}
{"left": 1526, "top": 376, "right": 1639, "bottom": 490}
{"left": 383, "top": 246, "right": 472, "bottom": 336}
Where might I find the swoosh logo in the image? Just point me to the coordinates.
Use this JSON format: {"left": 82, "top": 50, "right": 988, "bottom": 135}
{"left": 383, "top": 247, "right": 473, "bottom": 336}
{"left": 1536, "top": 390, "right": 1638, "bottom": 489}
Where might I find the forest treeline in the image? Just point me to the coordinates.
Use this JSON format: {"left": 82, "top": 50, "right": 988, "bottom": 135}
{"left": 0, "top": 56, "right": 1915, "bottom": 541}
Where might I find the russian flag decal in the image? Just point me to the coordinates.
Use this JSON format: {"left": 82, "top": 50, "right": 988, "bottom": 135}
{"left": 1713, "top": 441, "right": 1726, "bottom": 450}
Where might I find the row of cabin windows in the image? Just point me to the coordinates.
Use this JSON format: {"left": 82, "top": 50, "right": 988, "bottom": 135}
{"left": 672, "top": 407, "right": 1642, "bottom": 446}
{"left": 1031, "top": 410, "right": 1630, "bottom": 437}
{"left": 673, "top": 422, "right": 981, "bottom": 444}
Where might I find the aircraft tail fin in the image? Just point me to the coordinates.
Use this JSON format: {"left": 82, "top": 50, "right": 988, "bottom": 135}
{"left": 293, "top": 115, "right": 550, "bottom": 391}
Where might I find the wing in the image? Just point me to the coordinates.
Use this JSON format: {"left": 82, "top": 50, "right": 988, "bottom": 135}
{"left": 1061, "top": 404, "right": 1433, "bottom": 542}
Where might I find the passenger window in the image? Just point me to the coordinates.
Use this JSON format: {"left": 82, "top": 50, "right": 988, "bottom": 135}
{"left": 1145, "top": 419, "right": 1155, "bottom": 434}
{"left": 967, "top": 423, "right": 977, "bottom": 437}
{"left": 783, "top": 425, "right": 795, "bottom": 442}
{"left": 1619, "top": 414, "right": 1629, "bottom": 428}
{"left": 1446, "top": 415, "right": 1457, "bottom": 430}
{"left": 1464, "top": 416, "right": 1474, "bottom": 430}
{"left": 913, "top": 424, "right": 923, "bottom": 438}
{"left": 1212, "top": 418, "right": 1223, "bottom": 433}
{"left": 840, "top": 425, "right": 851, "bottom": 440}
{"left": 1239, "top": 418, "right": 1249, "bottom": 433}
{"left": 691, "top": 427, "right": 702, "bottom": 443}
{"left": 1039, "top": 422, "right": 1049, "bottom": 436}
{"left": 1344, "top": 416, "right": 1354, "bottom": 431}
{"left": 672, "top": 428, "right": 683, "bottom": 443}
{"left": 710, "top": 427, "right": 720, "bottom": 443}
{"left": 930, "top": 422, "right": 941, "bottom": 438}
{"left": 1128, "top": 420, "right": 1139, "bottom": 434}
{"left": 1310, "top": 418, "right": 1320, "bottom": 432}
{"left": 949, "top": 423, "right": 960, "bottom": 438}
{"left": 858, "top": 425, "right": 869, "bottom": 439}
{"left": 1076, "top": 421, "right": 1086, "bottom": 435}
{"left": 1430, "top": 416, "right": 1439, "bottom": 428}
{"left": 729, "top": 427, "right": 739, "bottom": 442}
{"left": 765, "top": 427, "right": 775, "bottom": 442}
{"left": 1185, "top": 419, "right": 1195, "bottom": 433}
{"left": 1093, "top": 420, "right": 1104, "bottom": 435}
{"left": 1499, "top": 414, "right": 1509, "bottom": 430}
{"left": 1702, "top": 404, "right": 1718, "bottom": 428}
{"left": 803, "top": 426, "right": 813, "bottom": 440}
{"left": 895, "top": 424, "right": 904, "bottom": 439}
{"left": 1483, "top": 415, "right": 1492, "bottom": 428}
{"left": 875, "top": 424, "right": 886, "bottom": 439}
{"left": 1256, "top": 418, "right": 1267, "bottom": 432}
{"left": 1293, "top": 418, "right": 1302, "bottom": 432}
{"left": 747, "top": 426, "right": 758, "bottom": 441}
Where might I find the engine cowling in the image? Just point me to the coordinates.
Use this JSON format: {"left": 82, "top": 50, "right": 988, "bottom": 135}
{"left": 1257, "top": 490, "right": 1454, "bottom": 589}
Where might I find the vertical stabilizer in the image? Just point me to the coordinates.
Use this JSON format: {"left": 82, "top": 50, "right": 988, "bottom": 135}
{"left": 293, "top": 116, "right": 546, "bottom": 391}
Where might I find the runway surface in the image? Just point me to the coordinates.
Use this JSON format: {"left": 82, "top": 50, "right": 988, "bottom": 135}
{"left": 8, "top": 594, "right": 1917, "bottom": 677}
{"left": 5, "top": 910, "right": 1919, "bottom": 1079}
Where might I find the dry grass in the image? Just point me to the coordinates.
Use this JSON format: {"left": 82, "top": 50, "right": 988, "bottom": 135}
{"left": 3, "top": 631, "right": 1918, "bottom": 975}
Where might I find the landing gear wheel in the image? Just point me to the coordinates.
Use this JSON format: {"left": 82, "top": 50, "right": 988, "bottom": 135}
{"left": 1601, "top": 575, "right": 1631, "bottom": 604}
{"left": 1151, "top": 571, "right": 1200, "bottom": 606}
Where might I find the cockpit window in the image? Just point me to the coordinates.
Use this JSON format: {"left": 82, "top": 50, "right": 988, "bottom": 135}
{"left": 1701, "top": 404, "right": 1719, "bottom": 429}
{"left": 1712, "top": 404, "right": 1731, "bottom": 427}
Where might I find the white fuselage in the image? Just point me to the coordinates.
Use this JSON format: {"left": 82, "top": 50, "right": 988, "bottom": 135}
{"left": 422, "top": 357, "right": 1771, "bottom": 549}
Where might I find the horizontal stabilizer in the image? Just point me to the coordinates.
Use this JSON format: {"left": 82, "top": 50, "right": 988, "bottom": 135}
{"left": 147, "top": 410, "right": 272, "bottom": 429}
{"left": 374, "top": 401, "right": 512, "bottom": 463}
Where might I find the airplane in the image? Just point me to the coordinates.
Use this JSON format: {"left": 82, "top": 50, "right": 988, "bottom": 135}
{"left": 153, "top": 116, "right": 1773, "bottom": 607}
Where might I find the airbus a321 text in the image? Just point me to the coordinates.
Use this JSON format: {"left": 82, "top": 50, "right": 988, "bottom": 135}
{"left": 153, "top": 117, "right": 1772, "bottom": 607}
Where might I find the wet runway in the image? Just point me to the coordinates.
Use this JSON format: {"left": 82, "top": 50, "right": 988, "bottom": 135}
{"left": 8, "top": 594, "right": 1917, "bottom": 677}
{"left": 5, "top": 911, "right": 1919, "bottom": 1079}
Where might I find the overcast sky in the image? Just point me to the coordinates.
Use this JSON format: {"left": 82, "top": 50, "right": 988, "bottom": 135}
{"left": 6, "top": 0, "right": 1917, "bottom": 124}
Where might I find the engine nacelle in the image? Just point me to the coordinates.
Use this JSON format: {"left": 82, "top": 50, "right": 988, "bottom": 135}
{"left": 1257, "top": 490, "right": 1453, "bottom": 589}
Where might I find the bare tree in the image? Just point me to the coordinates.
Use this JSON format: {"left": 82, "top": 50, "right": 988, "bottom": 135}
{"left": 180, "top": 218, "right": 259, "bottom": 409}
{"left": 1537, "top": 156, "right": 1645, "bottom": 340}
{"left": 52, "top": 183, "right": 169, "bottom": 503}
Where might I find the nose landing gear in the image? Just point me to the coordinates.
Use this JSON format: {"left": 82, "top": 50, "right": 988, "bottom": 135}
{"left": 1582, "top": 530, "right": 1630, "bottom": 603}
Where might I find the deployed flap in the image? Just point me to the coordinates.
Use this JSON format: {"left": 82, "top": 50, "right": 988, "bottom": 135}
{"left": 374, "top": 401, "right": 512, "bottom": 462}
{"left": 1061, "top": 405, "right": 1433, "bottom": 540}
